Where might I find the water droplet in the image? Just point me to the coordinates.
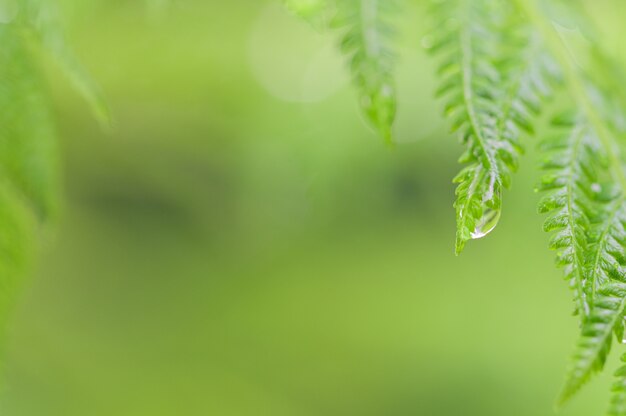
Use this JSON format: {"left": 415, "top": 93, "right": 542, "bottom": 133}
{"left": 0, "top": 0, "right": 18, "bottom": 24}
{"left": 591, "top": 183, "right": 601, "bottom": 193}
{"left": 470, "top": 207, "right": 501, "bottom": 239}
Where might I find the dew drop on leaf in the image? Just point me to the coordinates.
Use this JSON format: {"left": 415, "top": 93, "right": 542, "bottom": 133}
{"left": 470, "top": 207, "right": 501, "bottom": 240}
{"left": 591, "top": 183, "right": 601, "bottom": 194}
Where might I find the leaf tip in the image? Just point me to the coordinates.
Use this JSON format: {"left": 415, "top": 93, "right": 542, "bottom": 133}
{"left": 555, "top": 383, "right": 577, "bottom": 410}
{"left": 455, "top": 235, "right": 466, "bottom": 256}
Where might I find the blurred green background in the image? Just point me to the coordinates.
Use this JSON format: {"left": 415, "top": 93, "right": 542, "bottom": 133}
{"left": 1, "top": 1, "right": 624, "bottom": 415}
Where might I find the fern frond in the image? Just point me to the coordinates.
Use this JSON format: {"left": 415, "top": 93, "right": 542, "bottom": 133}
{"left": 23, "top": 0, "right": 111, "bottom": 126}
{"left": 429, "top": 0, "right": 505, "bottom": 254}
{"left": 332, "top": 0, "right": 399, "bottom": 143}
{"left": 285, "top": 0, "right": 399, "bottom": 141}
{"left": 552, "top": 128, "right": 626, "bottom": 405}
{"left": 559, "top": 282, "right": 626, "bottom": 405}
{"left": 427, "top": 0, "right": 554, "bottom": 254}
{"left": 539, "top": 106, "right": 626, "bottom": 410}
{"left": 515, "top": 0, "right": 626, "bottom": 405}
{"left": 537, "top": 116, "right": 602, "bottom": 320}
{"left": 539, "top": 111, "right": 626, "bottom": 406}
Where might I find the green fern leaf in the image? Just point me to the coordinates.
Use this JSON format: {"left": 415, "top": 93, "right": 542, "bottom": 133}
{"left": 550, "top": 126, "right": 626, "bottom": 405}
{"left": 585, "top": 196, "right": 626, "bottom": 304}
{"left": 427, "top": 0, "right": 553, "bottom": 254}
{"left": 559, "top": 282, "right": 626, "bottom": 405}
{"left": 538, "top": 110, "right": 626, "bottom": 405}
{"left": 516, "top": 0, "right": 626, "bottom": 405}
{"left": 332, "top": 0, "right": 399, "bottom": 143}
{"left": 570, "top": 282, "right": 626, "bottom": 407}
{"left": 537, "top": 116, "right": 600, "bottom": 321}
{"left": 285, "top": 0, "right": 399, "bottom": 142}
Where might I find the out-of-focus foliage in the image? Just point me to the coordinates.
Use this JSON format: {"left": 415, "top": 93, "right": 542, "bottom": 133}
{"left": 0, "top": 23, "right": 58, "bottom": 219}
{"left": 0, "top": 7, "right": 59, "bottom": 333}
{"left": 24, "top": 0, "right": 110, "bottom": 125}
{"left": 0, "top": 0, "right": 106, "bottom": 376}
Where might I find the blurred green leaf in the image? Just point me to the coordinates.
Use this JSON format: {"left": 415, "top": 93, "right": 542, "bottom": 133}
{"left": 0, "top": 22, "right": 59, "bottom": 219}
{"left": 24, "top": 0, "right": 111, "bottom": 126}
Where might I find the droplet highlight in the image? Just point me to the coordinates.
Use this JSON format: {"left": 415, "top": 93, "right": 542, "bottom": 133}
{"left": 470, "top": 207, "right": 501, "bottom": 240}
{"left": 591, "top": 183, "right": 601, "bottom": 194}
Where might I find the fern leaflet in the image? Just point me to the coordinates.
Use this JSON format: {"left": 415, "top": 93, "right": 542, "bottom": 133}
{"left": 427, "top": 0, "right": 553, "bottom": 254}
{"left": 559, "top": 280, "right": 626, "bottom": 404}
{"left": 333, "top": 0, "right": 399, "bottom": 143}
{"left": 537, "top": 116, "right": 597, "bottom": 322}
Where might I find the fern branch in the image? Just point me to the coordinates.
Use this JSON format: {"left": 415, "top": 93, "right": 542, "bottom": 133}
{"left": 428, "top": 0, "right": 552, "bottom": 254}
{"left": 513, "top": 0, "right": 626, "bottom": 406}
{"left": 538, "top": 114, "right": 626, "bottom": 406}
{"left": 333, "top": 0, "right": 398, "bottom": 143}
{"left": 288, "top": 0, "right": 399, "bottom": 141}
{"left": 515, "top": 0, "right": 626, "bottom": 191}
{"left": 429, "top": 0, "right": 502, "bottom": 254}
{"left": 559, "top": 281, "right": 626, "bottom": 405}
{"left": 537, "top": 118, "right": 595, "bottom": 320}
{"left": 557, "top": 191, "right": 626, "bottom": 404}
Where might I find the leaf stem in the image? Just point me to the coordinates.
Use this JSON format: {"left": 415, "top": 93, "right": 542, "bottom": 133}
{"left": 459, "top": 1, "right": 496, "bottom": 173}
{"left": 565, "top": 126, "right": 590, "bottom": 317}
